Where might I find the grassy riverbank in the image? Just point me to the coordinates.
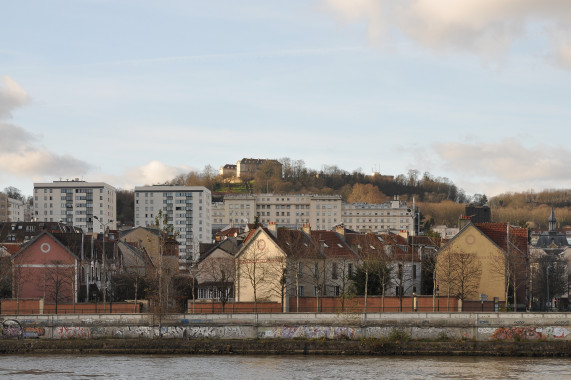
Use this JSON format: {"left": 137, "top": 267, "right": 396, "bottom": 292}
{"left": 1, "top": 339, "right": 571, "bottom": 357}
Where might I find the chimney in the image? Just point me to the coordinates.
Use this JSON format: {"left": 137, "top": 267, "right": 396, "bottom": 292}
{"left": 267, "top": 221, "right": 278, "bottom": 238}
{"left": 302, "top": 223, "right": 311, "bottom": 235}
{"left": 335, "top": 224, "right": 345, "bottom": 238}
{"left": 399, "top": 230, "right": 408, "bottom": 239}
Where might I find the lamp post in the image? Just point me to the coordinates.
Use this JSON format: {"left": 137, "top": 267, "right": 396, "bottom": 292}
{"left": 94, "top": 216, "right": 113, "bottom": 313}
{"left": 436, "top": 285, "right": 440, "bottom": 312}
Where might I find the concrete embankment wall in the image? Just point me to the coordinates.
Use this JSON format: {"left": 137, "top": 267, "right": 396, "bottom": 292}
{"left": 2, "top": 312, "right": 571, "bottom": 342}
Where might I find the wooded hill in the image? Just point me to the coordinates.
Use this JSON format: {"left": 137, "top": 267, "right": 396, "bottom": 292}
{"left": 116, "top": 159, "right": 571, "bottom": 231}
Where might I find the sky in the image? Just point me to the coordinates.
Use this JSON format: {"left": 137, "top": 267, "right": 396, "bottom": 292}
{"left": 2, "top": 0, "right": 571, "bottom": 198}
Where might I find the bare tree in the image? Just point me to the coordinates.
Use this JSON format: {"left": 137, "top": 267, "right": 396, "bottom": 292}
{"left": 148, "top": 210, "right": 178, "bottom": 335}
{"left": 45, "top": 260, "right": 75, "bottom": 314}
{"left": 452, "top": 252, "right": 482, "bottom": 311}
{"left": 304, "top": 260, "right": 325, "bottom": 312}
{"left": 530, "top": 253, "right": 567, "bottom": 311}
{"left": 200, "top": 254, "right": 236, "bottom": 312}
{"left": 435, "top": 247, "right": 457, "bottom": 311}
{"left": 266, "top": 255, "right": 288, "bottom": 312}
{"left": 237, "top": 240, "right": 281, "bottom": 312}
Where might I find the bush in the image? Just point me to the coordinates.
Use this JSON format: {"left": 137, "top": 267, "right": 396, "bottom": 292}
{"left": 388, "top": 328, "right": 410, "bottom": 343}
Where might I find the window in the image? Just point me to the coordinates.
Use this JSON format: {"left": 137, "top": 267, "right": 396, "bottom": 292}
{"left": 297, "top": 286, "right": 304, "bottom": 297}
{"left": 413, "top": 264, "right": 417, "bottom": 279}
{"left": 297, "top": 262, "right": 302, "bottom": 277}
{"left": 347, "top": 263, "right": 353, "bottom": 277}
{"left": 313, "top": 262, "right": 318, "bottom": 277}
{"left": 332, "top": 262, "right": 338, "bottom": 280}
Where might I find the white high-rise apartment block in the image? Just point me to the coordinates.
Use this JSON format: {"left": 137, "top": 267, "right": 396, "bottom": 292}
{"left": 212, "top": 194, "right": 415, "bottom": 235}
{"left": 33, "top": 180, "right": 116, "bottom": 233}
{"left": 134, "top": 185, "right": 212, "bottom": 256}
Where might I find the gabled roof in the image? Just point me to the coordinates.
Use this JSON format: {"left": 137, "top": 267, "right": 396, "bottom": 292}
{"left": 0, "top": 243, "right": 21, "bottom": 256}
{"left": 200, "top": 238, "right": 240, "bottom": 262}
{"left": 345, "top": 232, "right": 388, "bottom": 261}
{"left": 276, "top": 229, "right": 322, "bottom": 260}
{"left": 12, "top": 231, "right": 80, "bottom": 261}
{"left": 0, "top": 221, "right": 81, "bottom": 243}
{"left": 235, "top": 227, "right": 284, "bottom": 259}
{"left": 378, "top": 232, "right": 419, "bottom": 261}
{"left": 474, "top": 223, "right": 528, "bottom": 255}
{"left": 309, "top": 230, "right": 358, "bottom": 260}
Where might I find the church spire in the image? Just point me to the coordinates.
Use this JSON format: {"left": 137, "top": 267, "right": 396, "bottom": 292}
{"left": 548, "top": 207, "right": 557, "bottom": 232}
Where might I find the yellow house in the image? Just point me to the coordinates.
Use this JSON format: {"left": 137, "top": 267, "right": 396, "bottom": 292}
{"left": 234, "top": 226, "right": 288, "bottom": 307}
{"left": 435, "top": 222, "right": 528, "bottom": 310}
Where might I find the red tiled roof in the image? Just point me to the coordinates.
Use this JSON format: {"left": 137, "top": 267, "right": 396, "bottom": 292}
{"left": 345, "top": 232, "right": 388, "bottom": 261}
{"left": 474, "top": 223, "right": 528, "bottom": 255}
{"left": 276, "top": 229, "right": 322, "bottom": 259}
{"left": 310, "top": 230, "right": 358, "bottom": 260}
{"left": 0, "top": 243, "right": 21, "bottom": 255}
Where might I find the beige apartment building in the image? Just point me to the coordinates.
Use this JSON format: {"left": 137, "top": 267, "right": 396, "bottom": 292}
{"left": 212, "top": 194, "right": 415, "bottom": 235}
{"left": 0, "top": 193, "right": 25, "bottom": 222}
{"left": 341, "top": 196, "right": 415, "bottom": 234}
{"left": 33, "top": 180, "right": 116, "bottom": 233}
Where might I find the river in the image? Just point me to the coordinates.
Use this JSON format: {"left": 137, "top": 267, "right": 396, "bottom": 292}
{"left": 0, "top": 355, "right": 570, "bottom": 379}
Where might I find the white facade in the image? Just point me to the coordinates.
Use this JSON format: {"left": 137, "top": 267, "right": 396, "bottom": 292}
{"left": 8, "top": 197, "right": 25, "bottom": 222}
{"left": 341, "top": 197, "right": 414, "bottom": 234}
{"left": 134, "top": 185, "right": 212, "bottom": 256}
{"left": 34, "top": 180, "right": 116, "bottom": 233}
{"left": 212, "top": 194, "right": 342, "bottom": 230}
{"left": 212, "top": 193, "right": 415, "bottom": 235}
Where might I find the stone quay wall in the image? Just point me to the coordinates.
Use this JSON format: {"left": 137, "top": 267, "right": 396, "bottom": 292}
{"left": 2, "top": 312, "right": 571, "bottom": 342}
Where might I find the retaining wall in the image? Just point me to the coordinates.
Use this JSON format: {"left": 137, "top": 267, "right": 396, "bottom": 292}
{"left": 2, "top": 312, "right": 571, "bottom": 342}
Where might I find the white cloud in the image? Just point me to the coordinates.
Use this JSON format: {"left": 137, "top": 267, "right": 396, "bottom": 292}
{"left": 0, "top": 76, "right": 92, "bottom": 179}
{"left": 322, "top": 0, "right": 571, "bottom": 66}
{"left": 0, "top": 76, "right": 30, "bottom": 118}
{"left": 94, "top": 161, "right": 194, "bottom": 190}
{"left": 433, "top": 139, "right": 571, "bottom": 195}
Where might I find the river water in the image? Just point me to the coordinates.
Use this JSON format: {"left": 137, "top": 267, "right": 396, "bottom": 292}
{"left": 0, "top": 355, "right": 570, "bottom": 379}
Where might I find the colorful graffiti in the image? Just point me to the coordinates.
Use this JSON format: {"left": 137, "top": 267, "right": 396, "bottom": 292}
{"left": 23, "top": 327, "right": 45, "bottom": 338}
{"left": 1, "top": 320, "right": 23, "bottom": 339}
{"left": 54, "top": 326, "right": 91, "bottom": 339}
{"left": 258, "top": 326, "right": 359, "bottom": 339}
{"left": 492, "top": 327, "right": 544, "bottom": 341}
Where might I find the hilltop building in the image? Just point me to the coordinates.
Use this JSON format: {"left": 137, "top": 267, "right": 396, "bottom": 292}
{"left": 218, "top": 158, "right": 283, "bottom": 180}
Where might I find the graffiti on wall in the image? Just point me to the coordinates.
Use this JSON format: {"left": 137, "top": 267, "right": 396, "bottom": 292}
{"left": 23, "top": 327, "right": 45, "bottom": 338}
{"left": 1, "top": 320, "right": 23, "bottom": 339}
{"left": 54, "top": 326, "right": 91, "bottom": 339}
{"left": 258, "top": 326, "right": 359, "bottom": 339}
{"left": 184, "top": 326, "right": 246, "bottom": 339}
{"left": 485, "top": 326, "right": 571, "bottom": 341}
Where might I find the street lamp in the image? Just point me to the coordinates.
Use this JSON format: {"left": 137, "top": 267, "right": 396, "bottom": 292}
{"left": 94, "top": 216, "right": 113, "bottom": 313}
{"left": 436, "top": 285, "right": 440, "bottom": 312}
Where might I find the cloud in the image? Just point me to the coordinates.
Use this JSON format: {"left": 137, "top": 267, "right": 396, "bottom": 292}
{"left": 433, "top": 139, "right": 571, "bottom": 188}
{"left": 0, "top": 76, "right": 30, "bottom": 118}
{"left": 0, "top": 76, "right": 92, "bottom": 179}
{"left": 322, "top": 0, "right": 571, "bottom": 66}
{"left": 97, "top": 161, "right": 193, "bottom": 190}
